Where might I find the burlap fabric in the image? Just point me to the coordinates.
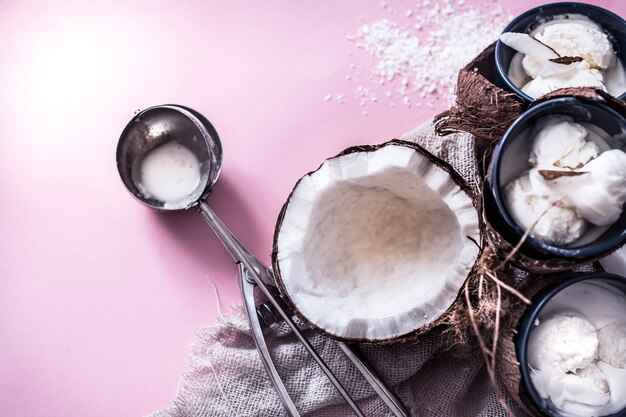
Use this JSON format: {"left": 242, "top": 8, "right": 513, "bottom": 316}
{"left": 148, "top": 120, "right": 529, "bottom": 417}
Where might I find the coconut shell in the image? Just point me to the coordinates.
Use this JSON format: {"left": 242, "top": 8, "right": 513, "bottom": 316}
{"left": 433, "top": 42, "right": 524, "bottom": 143}
{"left": 271, "top": 139, "right": 482, "bottom": 345}
{"left": 496, "top": 268, "right": 605, "bottom": 416}
{"left": 532, "top": 87, "right": 626, "bottom": 117}
{"left": 413, "top": 48, "right": 626, "bottom": 276}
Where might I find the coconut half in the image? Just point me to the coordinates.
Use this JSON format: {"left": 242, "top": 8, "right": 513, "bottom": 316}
{"left": 272, "top": 140, "right": 481, "bottom": 342}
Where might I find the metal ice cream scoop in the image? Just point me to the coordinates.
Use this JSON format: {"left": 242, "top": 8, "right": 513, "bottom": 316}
{"left": 116, "top": 104, "right": 408, "bottom": 417}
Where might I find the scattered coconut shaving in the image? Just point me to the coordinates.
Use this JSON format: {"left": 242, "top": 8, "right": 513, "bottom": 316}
{"left": 326, "top": 0, "right": 514, "bottom": 110}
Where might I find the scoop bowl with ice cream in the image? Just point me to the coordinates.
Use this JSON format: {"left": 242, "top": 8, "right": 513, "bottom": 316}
{"left": 485, "top": 96, "right": 626, "bottom": 270}
{"left": 512, "top": 273, "right": 626, "bottom": 417}
{"left": 116, "top": 104, "right": 222, "bottom": 211}
{"left": 495, "top": 2, "right": 626, "bottom": 103}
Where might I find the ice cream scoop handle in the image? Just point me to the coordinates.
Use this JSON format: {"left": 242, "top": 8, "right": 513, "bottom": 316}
{"left": 240, "top": 264, "right": 300, "bottom": 417}
{"left": 338, "top": 342, "right": 409, "bottom": 417}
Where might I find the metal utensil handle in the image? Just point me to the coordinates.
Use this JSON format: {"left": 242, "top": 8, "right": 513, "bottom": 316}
{"left": 338, "top": 343, "right": 409, "bottom": 417}
{"left": 198, "top": 201, "right": 273, "bottom": 284}
{"left": 239, "top": 264, "right": 300, "bottom": 417}
{"left": 197, "top": 201, "right": 365, "bottom": 417}
{"left": 260, "top": 298, "right": 409, "bottom": 417}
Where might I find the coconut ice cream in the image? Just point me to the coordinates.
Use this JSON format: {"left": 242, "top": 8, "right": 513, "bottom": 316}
{"left": 527, "top": 281, "right": 626, "bottom": 417}
{"left": 566, "top": 150, "right": 626, "bottom": 226}
{"left": 505, "top": 171, "right": 587, "bottom": 245}
{"left": 500, "top": 14, "right": 626, "bottom": 98}
{"left": 503, "top": 116, "right": 626, "bottom": 246}
{"left": 528, "top": 119, "right": 599, "bottom": 169}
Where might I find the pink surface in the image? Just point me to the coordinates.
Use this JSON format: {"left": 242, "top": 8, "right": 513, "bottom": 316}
{"left": 1, "top": 1, "right": 624, "bottom": 416}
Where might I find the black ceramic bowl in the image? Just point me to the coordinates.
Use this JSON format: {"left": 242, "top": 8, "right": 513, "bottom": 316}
{"left": 495, "top": 2, "right": 626, "bottom": 103}
{"left": 488, "top": 96, "right": 626, "bottom": 260}
{"left": 516, "top": 272, "right": 626, "bottom": 417}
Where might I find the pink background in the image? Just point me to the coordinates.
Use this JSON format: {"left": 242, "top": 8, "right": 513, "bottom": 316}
{"left": 1, "top": 1, "right": 624, "bottom": 416}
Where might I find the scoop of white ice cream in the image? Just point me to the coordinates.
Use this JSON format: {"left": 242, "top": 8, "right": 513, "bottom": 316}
{"left": 529, "top": 315, "right": 612, "bottom": 415}
{"left": 547, "top": 365, "right": 611, "bottom": 409}
{"left": 505, "top": 15, "right": 626, "bottom": 98}
{"left": 598, "top": 321, "right": 626, "bottom": 368}
{"left": 566, "top": 149, "right": 626, "bottom": 226}
{"left": 529, "top": 118, "right": 599, "bottom": 169}
{"left": 522, "top": 55, "right": 544, "bottom": 79}
{"left": 535, "top": 17, "right": 615, "bottom": 70}
{"left": 505, "top": 171, "right": 586, "bottom": 245}
{"left": 529, "top": 314, "right": 599, "bottom": 372}
{"left": 522, "top": 60, "right": 606, "bottom": 98}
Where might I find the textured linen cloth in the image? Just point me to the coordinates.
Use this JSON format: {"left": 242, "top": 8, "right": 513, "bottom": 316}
{"left": 148, "top": 120, "right": 529, "bottom": 417}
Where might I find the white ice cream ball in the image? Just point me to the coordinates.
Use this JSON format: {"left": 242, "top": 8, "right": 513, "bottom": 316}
{"left": 505, "top": 172, "right": 587, "bottom": 245}
{"left": 535, "top": 20, "right": 615, "bottom": 69}
{"left": 522, "top": 63, "right": 607, "bottom": 99}
{"left": 528, "top": 314, "right": 599, "bottom": 373}
{"left": 529, "top": 118, "right": 599, "bottom": 169}
{"left": 568, "top": 149, "right": 626, "bottom": 226}
{"left": 554, "top": 364, "right": 611, "bottom": 410}
{"left": 522, "top": 55, "right": 543, "bottom": 78}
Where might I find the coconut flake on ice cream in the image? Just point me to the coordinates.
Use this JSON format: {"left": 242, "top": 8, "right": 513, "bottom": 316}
{"left": 504, "top": 116, "right": 626, "bottom": 246}
{"left": 500, "top": 14, "right": 626, "bottom": 98}
{"left": 528, "top": 281, "right": 626, "bottom": 417}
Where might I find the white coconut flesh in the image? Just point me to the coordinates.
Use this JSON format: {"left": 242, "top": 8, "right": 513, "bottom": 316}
{"left": 274, "top": 143, "right": 480, "bottom": 341}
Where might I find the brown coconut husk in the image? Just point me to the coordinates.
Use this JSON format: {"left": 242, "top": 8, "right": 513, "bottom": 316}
{"left": 447, "top": 215, "right": 604, "bottom": 416}
{"left": 430, "top": 46, "right": 626, "bottom": 415}
{"left": 433, "top": 43, "right": 524, "bottom": 142}
{"left": 533, "top": 87, "right": 626, "bottom": 116}
{"left": 440, "top": 204, "right": 534, "bottom": 415}
{"left": 433, "top": 41, "right": 626, "bottom": 146}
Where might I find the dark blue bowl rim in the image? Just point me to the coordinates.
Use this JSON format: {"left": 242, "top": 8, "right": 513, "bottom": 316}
{"left": 494, "top": 2, "right": 626, "bottom": 103}
{"left": 490, "top": 96, "right": 626, "bottom": 259}
{"left": 516, "top": 272, "right": 626, "bottom": 417}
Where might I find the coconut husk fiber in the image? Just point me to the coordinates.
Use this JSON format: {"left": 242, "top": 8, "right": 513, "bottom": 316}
{"left": 433, "top": 43, "right": 524, "bottom": 143}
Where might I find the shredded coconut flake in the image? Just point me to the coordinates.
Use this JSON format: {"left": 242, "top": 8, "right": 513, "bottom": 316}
{"left": 332, "top": 1, "right": 513, "bottom": 109}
